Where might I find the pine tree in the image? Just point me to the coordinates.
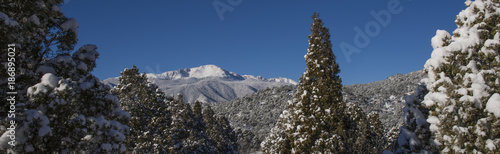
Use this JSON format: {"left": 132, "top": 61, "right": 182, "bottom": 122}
{"left": 1, "top": 0, "right": 78, "bottom": 112}
{"left": 398, "top": 0, "right": 500, "bottom": 153}
{"left": 111, "top": 65, "right": 171, "bottom": 152}
{"left": 262, "top": 13, "right": 383, "bottom": 153}
{"left": 0, "top": 46, "right": 130, "bottom": 153}
{"left": 0, "top": 1, "right": 130, "bottom": 153}
{"left": 368, "top": 112, "right": 386, "bottom": 152}
{"left": 396, "top": 84, "right": 433, "bottom": 153}
{"left": 203, "top": 105, "right": 238, "bottom": 153}
{"left": 165, "top": 97, "right": 213, "bottom": 153}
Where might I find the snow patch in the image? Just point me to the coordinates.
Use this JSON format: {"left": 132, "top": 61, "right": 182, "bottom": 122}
{"left": 28, "top": 73, "right": 60, "bottom": 96}
{"left": 41, "top": 73, "right": 59, "bottom": 87}
{"left": 28, "top": 15, "right": 40, "bottom": 25}
{"left": 427, "top": 116, "right": 440, "bottom": 133}
{"left": 431, "top": 30, "right": 450, "bottom": 49}
{"left": 486, "top": 93, "right": 500, "bottom": 117}
{"left": 486, "top": 139, "right": 496, "bottom": 151}
{"left": 79, "top": 81, "right": 94, "bottom": 90}
{"left": 38, "top": 125, "right": 52, "bottom": 137}
{"left": 60, "top": 18, "right": 78, "bottom": 33}
{"left": 0, "top": 12, "right": 19, "bottom": 26}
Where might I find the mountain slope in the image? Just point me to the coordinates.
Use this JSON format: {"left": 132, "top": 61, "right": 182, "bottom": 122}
{"left": 211, "top": 69, "right": 426, "bottom": 152}
{"left": 102, "top": 65, "right": 297, "bottom": 103}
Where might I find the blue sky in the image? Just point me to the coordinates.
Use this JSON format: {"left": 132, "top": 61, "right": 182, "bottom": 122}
{"left": 62, "top": 0, "right": 466, "bottom": 85}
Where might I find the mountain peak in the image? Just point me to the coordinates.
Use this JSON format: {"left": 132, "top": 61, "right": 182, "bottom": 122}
{"left": 103, "top": 65, "right": 298, "bottom": 103}
{"left": 145, "top": 65, "right": 298, "bottom": 84}
{"left": 188, "top": 64, "right": 236, "bottom": 79}
{"left": 146, "top": 64, "right": 243, "bottom": 80}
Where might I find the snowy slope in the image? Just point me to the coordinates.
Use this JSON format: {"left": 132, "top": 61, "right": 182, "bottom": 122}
{"left": 102, "top": 65, "right": 297, "bottom": 103}
{"left": 211, "top": 70, "right": 425, "bottom": 152}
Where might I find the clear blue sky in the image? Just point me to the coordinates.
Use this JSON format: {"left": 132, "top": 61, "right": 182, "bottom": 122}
{"left": 61, "top": 0, "right": 466, "bottom": 85}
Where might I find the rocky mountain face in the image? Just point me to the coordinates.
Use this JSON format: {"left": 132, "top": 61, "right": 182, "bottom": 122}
{"left": 102, "top": 65, "right": 297, "bottom": 103}
{"left": 211, "top": 70, "right": 426, "bottom": 153}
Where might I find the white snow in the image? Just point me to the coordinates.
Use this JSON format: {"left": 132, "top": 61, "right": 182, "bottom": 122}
{"left": 60, "top": 18, "right": 78, "bottom": 33}
{"left": 38, "top": 125, "right": 52, "bottom": 137}
{"left": 0, "top": 131, "right": 13, "bottom": 149}
{"left": 486, "top": 139, "right": 496, "bottom": 151}
{"left": 28, "top": 15, "right": 40, "bottom": 25}
{"left": 28, "top": 73, "right": 60, "bottom": 96}
{"left": 77, "top": 62, "right": 88, "bottom": 71}
{"left": 427, "top": 116, "right": 440, "bottom": 133}
{"left": 74, "top": 45, "right": 99, "bottom": 62}
{"left": 189, "top": 64, "right": 230, "bottom": 78}
{"left": 481, "top": 39, "right": 500, "bottom": 55}
{"left": 41, "top": 73, "right": 59, "bottom": 87}
{"left": 106, "top": 64, "right": 297, "bottom": 103}
{"left": 52, "top": 5, "right": 61, "bottom": 12}
{"left": 25, "top": 145, "right": 34, "bottom": 152}
{"left": 398, "top": 128, "right": 420, "bottom": 150}
{"left": 109, "top": 130, "right": 126, "bottom": 141}
{"left": 101, "top": 143, "right": 112, "bottom": 151}
{"left": 0, "top": 12, "right": 19, "bottom": 26}
{"left": 486, "top": 93, "right": 500, "bottom": 117}
{"left": 146, "top": 64, "right": 297, "bottom": 84}
{"left": 55, "top": 55, "right": 75, "bottom": 64}
{"left": 56, "top": 83, "right": 69, "bottom": 92}
{"left": 431, "top": 30, "right": 450, "bottom": 49}
{"left": 79, "top": 81, "right": 94, "bottom": 90}
{"left": 83, "top": 135, "right": 92, "bottom": 141}
{"left": 24, "top": 110, "right": 50, "bottom": 125}
{"left": 422, "top": 92, "right": 448, "bottom": 107}
{"left": 93, "top": 117, "right": 110, "bottom": 128}
{"left": 269, "top": 77, "right": 298, "bottom": 85}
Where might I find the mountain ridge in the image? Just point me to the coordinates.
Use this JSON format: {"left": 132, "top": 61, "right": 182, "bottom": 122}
{"left": 102, "top": 65, "right": 297, "bottom": 103}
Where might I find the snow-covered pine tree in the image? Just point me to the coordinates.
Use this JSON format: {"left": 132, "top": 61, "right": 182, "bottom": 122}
{"left": 398, "top": 0, "right": 500, "bottom": 153}
{"left": 367, "top": 112, "right": 386, "bottom": 152}
{"left": 165, "top": 96, "right": 214, "bottom": 153}
{"left": 203, "top": 105, "right": 238, "bottom": 153}
{"left": 0, "top": 0, "right": 77, "bottom": 119}
{"left": 111, "top": 66, "right": 171, "bottom": 153}
{"left": 262, "top": 13, "right": 383, "bottom": 153}
{"left": 396, "top": 84, "right": 433, "bottom": 153}
{"left": 1, "top": 46, "right": 130, "bottom": 153}
{"left": 0, "top": 0, "right": 130, "bottom": 153}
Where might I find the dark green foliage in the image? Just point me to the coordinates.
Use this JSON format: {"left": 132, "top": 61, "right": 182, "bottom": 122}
{"left": 262, "top": 13, "right": 384, "bottom": 153}
{"left": 113, "top": 66, "right": 238, "bottom": 153}
{"left": 398, "top": 1, "right": 500, "bottom": 153}
{"left": 0, "top": 0, "right": 130, "bottom": 153}
{"left": 203, "top": 105, "right": 238, "bottom": 153}
{"left": 111, "top": 65, "right": 171, "bottom": 152}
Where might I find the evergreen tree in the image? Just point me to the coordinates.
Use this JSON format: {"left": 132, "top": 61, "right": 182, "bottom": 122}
{"left": 111, "top": 66, "right": 171, "bottom": 152}
{"left": 396, "top": 84, "right": 433, "bottom": 153}
{"left": 368, "top": 112, "right": 386, "bottom": 152}
{"left": 1, "top": 0, "right": 77, "bottom": 111}
{"left": 165, "top": 96, "right": 213, "bottom": 153}
{"left": 0, "top": 46, "right": 130, "bottom": 153}
{"left": 262, "top": 13, "right": 383, "bottom": 153}
{"left": 203, "top": 105, "right": 238, "bottom": 153}
{"left": 0, "top": 1, "right": 130, "bottom": 153}
{"left": 398, "top": 0, "right": 500, "bottom": 153}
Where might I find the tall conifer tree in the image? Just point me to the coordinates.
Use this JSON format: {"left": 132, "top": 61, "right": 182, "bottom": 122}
{"left": 111, "top": 66, "right": 170, "bottom": 152}
{"left": 262, "top": 12, "right": 384, "bottom": 153}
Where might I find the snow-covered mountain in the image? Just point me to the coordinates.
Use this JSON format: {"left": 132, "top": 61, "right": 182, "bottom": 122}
{"left": 102, "top": 64, "right": 297, "bottom": 103}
